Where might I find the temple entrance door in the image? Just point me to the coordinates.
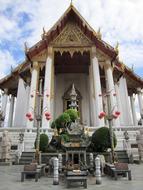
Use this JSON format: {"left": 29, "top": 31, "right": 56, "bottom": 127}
{"left": 63, "top": 84, "right": 82, "bottom": 122}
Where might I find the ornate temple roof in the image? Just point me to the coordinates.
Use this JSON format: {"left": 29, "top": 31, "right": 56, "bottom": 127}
{"left": 0, "top": 4, "right": 143, "bottom": 92}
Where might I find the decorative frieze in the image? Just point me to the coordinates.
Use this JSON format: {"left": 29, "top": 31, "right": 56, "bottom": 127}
{"left": 52, "top": 22, "right": 93, "bottom": 47}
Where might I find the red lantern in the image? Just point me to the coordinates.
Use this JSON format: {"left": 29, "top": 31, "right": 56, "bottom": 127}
{"left": 45, "top": 112, "right": 50, "bottom": 117}
{"left": 115, "top": 111, "right": 120, "bottom": 116}
{"left": 26, "top": 113, "right": 32, "bottom": 118}
{"left": 46, "top": 116, "right": 51, "bottom": 120}
{"left": 98, "top": 112, "right": 106, "bottom": 119}
{"left": 29, "top": 117, "right": 34, "bottom": 121}
{"left": 98, "top": 115, "right": 102, "bottom": 119}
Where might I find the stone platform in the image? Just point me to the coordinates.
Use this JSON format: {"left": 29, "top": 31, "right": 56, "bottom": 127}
{"left": 0, "top": 164, "right": 143, "bottom": 190}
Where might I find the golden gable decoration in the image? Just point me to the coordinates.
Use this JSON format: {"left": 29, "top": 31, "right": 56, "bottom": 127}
{"left": 51, "top": 22, "right": 93, "bottom": 47}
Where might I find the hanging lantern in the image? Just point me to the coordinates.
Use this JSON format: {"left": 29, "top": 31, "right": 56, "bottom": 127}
{"left": 45, "top": 112, "right": 51, "bottom": 117}
{"left": 98, "top": 111, "right": 106, "bottom": 119}
{"left": 29, "top": 117, "right": 34, "bottom": 121}
{"left": 46, "top": 115, "right": 51, "bottom": 120}
{"left": 115, "top": 111, "right": 120, "bottom": 116}
{"left": 26, "top": 113, "right": 32, "bottom": 118}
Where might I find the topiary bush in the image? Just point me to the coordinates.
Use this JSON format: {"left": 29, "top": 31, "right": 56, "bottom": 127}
{"left": 35, "top": 133, "right": 49, "bottom": 152}
{"left": 65, "top": 109, "right": 79, "bottom": 122}
{"left": 58, "top": 112, "right": 71, "bottom": 127}
{"left": 91, "top": 127, "right": 117, "bottom": 152}
{"left": 51, "top": 109, "right": 79, "bottom": 133}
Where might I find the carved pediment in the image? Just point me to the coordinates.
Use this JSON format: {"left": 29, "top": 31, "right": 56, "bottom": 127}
{"left": 51, "top": 22, "right": 93, "bottom": 47}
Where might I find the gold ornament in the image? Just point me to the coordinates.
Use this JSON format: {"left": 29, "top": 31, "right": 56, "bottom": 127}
{"left": 97, "top": 28, "right": 102, "bottom": 40}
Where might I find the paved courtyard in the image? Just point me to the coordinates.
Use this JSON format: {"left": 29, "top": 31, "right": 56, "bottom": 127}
{"left": 0, "top": 164, "right": 143, "bottom": 190}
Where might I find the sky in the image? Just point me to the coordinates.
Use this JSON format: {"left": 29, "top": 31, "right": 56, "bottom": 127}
{"left": 0, "top": 0, "right": 143, "bottom": 79}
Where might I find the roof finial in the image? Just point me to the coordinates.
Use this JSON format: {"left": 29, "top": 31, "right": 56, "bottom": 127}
{"left": 41, "top": 27, "right": 46, "bottom": 40}
{"left": 43, "top": 27, "right": 46, "bottom": 35}
{"left": 70, "top": 0, "right": 73, "bottom": 6}
{"left": 115, "top": 42, "right": 119, "bottom": 54}
{"left": 97, "top": 27, "right": 102, "bottom": 40}
{"left": 24, "top": 42, "right": 29, "bottom": 53}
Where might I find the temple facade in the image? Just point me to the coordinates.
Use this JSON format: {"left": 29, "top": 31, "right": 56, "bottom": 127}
{"left": 0, "top": 5, "right": 143, "bottom": 153}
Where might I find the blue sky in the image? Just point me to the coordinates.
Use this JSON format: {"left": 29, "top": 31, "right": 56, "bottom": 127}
{"left": 0, "top": 0, "right": 143, "bottom": 78}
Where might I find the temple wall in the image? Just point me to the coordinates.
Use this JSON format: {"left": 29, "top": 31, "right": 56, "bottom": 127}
{"left": 54, "top": 73, "right": 90, "bottom": 126}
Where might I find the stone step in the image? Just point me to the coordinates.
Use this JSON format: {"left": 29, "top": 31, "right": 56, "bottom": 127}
{"left": 19, "top": 151, "right": 35, "bottom": 165}
{"left": 115, "top": 150, "right": 129, "bottom": 163}
{"left": 21, "top": 153, "right": 35, "bottom": 156}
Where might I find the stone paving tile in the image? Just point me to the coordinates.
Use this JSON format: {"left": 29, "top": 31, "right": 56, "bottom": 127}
{"left": 0, "top": 164, "right": 143, "bottom": 190}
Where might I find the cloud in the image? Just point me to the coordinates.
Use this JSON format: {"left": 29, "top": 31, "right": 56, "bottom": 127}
{"left": 0, "top": 50, "right": 16, "bottom": 78}
{"left": 0, "top": 0, "right": 143, "bottom": 79}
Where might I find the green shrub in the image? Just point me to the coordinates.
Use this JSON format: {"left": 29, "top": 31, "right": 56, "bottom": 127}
{"left": 51, "top": 109, "right": 79, "bottom": 133}
{"left": 35, "top": 134, "right": 49, "bottom": 152}
{"left": 65, "top": 109, "right": 79, "bottom": 122}
{"left": 57, "top": 112, "right": 71, "bottom": 128}
{"left": 91, "top": 127, "right": 117, "bottom": 152}
{"left": 51, "top": 121, "right": 56, "bottom": 129}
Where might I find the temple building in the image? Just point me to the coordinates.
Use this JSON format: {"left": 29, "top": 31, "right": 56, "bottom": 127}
{"left": 0, "top": 4, "right": 143, "bottom": 154}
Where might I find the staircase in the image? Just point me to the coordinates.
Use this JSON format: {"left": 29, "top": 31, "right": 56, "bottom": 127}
{"left": 115, "top": 150, "right": 129, "bottom": 163}
{"left": 19, "top": 152, "right": 35, "bottom": 165}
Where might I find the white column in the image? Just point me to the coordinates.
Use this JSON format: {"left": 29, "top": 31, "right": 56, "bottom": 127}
{"left": 23, "top": 84, "right": 30, "bottom": 127}
{"left": 137, "top": 88, "right": 143, "bottom": 125}
{"left": 119, "top": 76, "right": 132, "bottom": 126}
{"left": 27, "top": 62, "right": 39, "bottom": 128}
{"left": 105, "top": 60, "right": 120, "bottom": 126}
{"left": 115, "top": 83, "right": 123, "bottom": 125}
{"left": 8, "top": 95, "right": 15, "bottom": 127}
{"left": 42, "top": 47, "right": 52, "bottom": 128}
{"left": 130, "top": 94, "right": 138, "bottom": 126}
{"left": 14, "top": 78, "right": 29, "bottom": 127}
{"left": 1, "top": 89, "right": 8, "bottom": 127}
{"left": 50, "top": 56, "right": 55, "bottom": 121}
{"left": 89, "top": 64, "right": 96, "bottom": 126}
{"left": 1, "top": 89, "right": 8, "bottom": 118}
{"left": 92, "top": 47, "right": 104, "bottom": 127}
